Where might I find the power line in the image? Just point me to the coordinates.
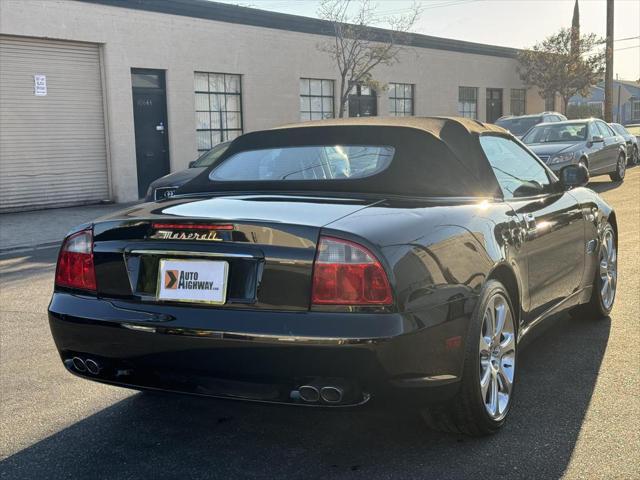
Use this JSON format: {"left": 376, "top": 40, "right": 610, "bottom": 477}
{"left": 614, "top": 45, "right": 639, "bottom": 52}
{"left": 615, "top": 35, "right": 640, "bottom": 42}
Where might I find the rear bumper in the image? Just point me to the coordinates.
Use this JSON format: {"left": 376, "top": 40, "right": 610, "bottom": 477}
{"left": 48, "top": 292, "right": 471, "bottom": 406}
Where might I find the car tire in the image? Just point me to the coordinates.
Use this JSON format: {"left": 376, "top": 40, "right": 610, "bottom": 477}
{"left": 421, "top": 280, "right": 517, "bottom": 436}
{"left": 610, "top": 153, "right": 626, "bottom": 182}
{"left": 571, "top": 222, "right": 617, "bottom": 321}
{"left": 630, "top": 146, "right": 639, "bottom": 166}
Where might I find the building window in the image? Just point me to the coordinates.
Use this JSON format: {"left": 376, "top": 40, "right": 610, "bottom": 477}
{"left": 194, "top": 72, "right": 242, "bottom": 153}
{"left": 300, "top": 78, "right": 334, "bottom": 121}
{"left": 632, "top": 99, "right": 640, "bottom": 120}
{"left": 458, "top": 87, "right": 478, "bottom": 119}
{"left": 388, "top": 83, "right": 414, "bottom": 116}
{"left": 545, "top": 95, "right": 555, "bottom": 111}
{"left": 510, "top": 89, "right": 526, "bottom": 116}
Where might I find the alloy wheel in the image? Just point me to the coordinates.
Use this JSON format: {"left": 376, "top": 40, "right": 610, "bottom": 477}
{"left": 599, "top": 227, "right": 617, "bottom": 310}
{"left": 479, "top": 293, "right": 516, "bottom": 421}
{"left": 617, "top": 155, "right": 626, "bottom": 179}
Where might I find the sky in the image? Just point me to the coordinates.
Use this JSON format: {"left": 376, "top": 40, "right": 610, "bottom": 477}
{"left": 216, "top": 0, "right": 640, "bottom": 81}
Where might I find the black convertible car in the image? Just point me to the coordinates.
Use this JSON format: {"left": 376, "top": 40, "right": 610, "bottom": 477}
{"left": 49, "top": 117, "right": 617, "bottom": 436}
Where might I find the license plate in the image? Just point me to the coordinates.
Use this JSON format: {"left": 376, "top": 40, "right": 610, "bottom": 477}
{"left": 157, "top": 259, "right": 228, "bottom": 304}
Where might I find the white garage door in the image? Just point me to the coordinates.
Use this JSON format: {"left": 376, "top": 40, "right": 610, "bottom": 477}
{"left": 0, "top": 35, "right": 109, "bottom": 212}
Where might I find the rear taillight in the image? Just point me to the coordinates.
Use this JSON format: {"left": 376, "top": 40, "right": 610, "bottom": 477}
{"left": 311, "top": 236, "right": 392, "bottom": 306}
{"left": 55, "top": 229, "right": 96, "bottom": 292}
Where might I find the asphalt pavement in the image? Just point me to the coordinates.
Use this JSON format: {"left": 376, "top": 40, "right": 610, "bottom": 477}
{"left": 1, "top": 169, "right": 638, "bottom": 479}
{"left": 0, "top": 202, "right": 137, "bottom": 254}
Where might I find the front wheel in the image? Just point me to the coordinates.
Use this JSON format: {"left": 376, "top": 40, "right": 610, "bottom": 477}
{"left": 571, "top": 222, "right": 617, "bottom": 321}
{"left": 610, "top": 153, "right": 626, "bottom": 182}
{"left": 421, "top": 280, "right": 517, "bottom": 436}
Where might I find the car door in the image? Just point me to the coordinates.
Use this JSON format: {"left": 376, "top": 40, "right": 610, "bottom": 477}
{"left": 585, "top": 122, "right": 608, "bottom": 174}
{"left": 479, "top": 135, "right": 586, "bottom": 323}
{"left": 595, "top": 121, "right": 620, "bottom": 171}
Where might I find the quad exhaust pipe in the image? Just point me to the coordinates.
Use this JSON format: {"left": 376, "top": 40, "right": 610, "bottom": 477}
{"left": 71, "top": 356, "right": 101, "bottom": 375}
{"left": 320, "top": 386, "right": 344, "bottom": 404}
{"left": 72, "top": 357, "right": 86, "bottom": 373}
{"left": 296, "top": 383, "right": 345, "bottom": 404}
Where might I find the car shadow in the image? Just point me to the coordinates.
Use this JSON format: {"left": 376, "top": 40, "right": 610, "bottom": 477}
{"left": 588, "top": 180, "right": 622, "bottom": 194}
{"left": 0, "top": 247, "right": 57, "bottom": 285}
{"left": 0, "top": 312, "right": 610, "bottom": 479}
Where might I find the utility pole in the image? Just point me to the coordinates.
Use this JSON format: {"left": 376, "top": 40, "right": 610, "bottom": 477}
{"left": 604, "top": 0, "right": 614, "bottom": 122}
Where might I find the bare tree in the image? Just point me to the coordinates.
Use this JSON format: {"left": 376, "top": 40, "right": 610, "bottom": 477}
{"left": 317, "top": 0, "right": 421, "bottom": 117}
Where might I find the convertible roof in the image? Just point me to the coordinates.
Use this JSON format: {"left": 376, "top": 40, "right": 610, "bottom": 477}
{"left": 272, "top": 116, "right": 507, "bottom": 136}
{"left": 179, "top": 117, "right": 507, "bottom": 198}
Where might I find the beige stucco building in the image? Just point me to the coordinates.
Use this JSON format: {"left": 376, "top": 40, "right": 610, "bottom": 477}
{"left": 0, "top": 0, "right": 548, "bottom": 211}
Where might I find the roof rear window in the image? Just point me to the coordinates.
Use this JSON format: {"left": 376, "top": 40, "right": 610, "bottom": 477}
{"left": 209, "top": 145, "right": 395, "bottom": 181}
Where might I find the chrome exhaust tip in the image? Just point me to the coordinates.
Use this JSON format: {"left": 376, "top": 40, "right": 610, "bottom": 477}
{"left": 71, "top": 357, "right": 86, "bottom": 373}
{"left": 320, "top": 386, "right": 344, "bottom": 404}
{"left": 298, "top": 385, "right": 320, "bottom": 403}
{"left": 85, "top": 359, "right": 100, "bottom": 375}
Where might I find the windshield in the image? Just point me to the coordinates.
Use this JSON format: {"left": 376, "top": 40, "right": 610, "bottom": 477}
{"left": 495, "top": 117, "right": 541, "bottom": 136}
{"left": 210, "top": 145, "right": 394, "bottom": 181}
{"left": 192, "top": 142, "right": 230, "bottom": 168}
{"left": 523, "top": 122, "right": 588, "bottom": 144}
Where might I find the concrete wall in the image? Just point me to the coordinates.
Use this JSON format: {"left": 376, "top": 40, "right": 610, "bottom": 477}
{"left": 0, "top": 0, "right": 538, "bottom": 202}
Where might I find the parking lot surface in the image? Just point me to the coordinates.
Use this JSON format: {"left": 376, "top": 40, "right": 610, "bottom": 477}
{"left": 1, "top": 169, "right": 638, "bottom": 479}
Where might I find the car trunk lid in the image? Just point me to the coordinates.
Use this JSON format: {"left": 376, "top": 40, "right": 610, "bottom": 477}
{"left": 92, "top": 194, "right": 381, "bottom": 311}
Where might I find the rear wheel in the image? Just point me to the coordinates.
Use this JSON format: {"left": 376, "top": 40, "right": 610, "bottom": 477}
{"left": 571, "top": 222, "right": 617, "bottom": 321}
{"left": 421, "top": 280, "right": 517, "bottom": 436}
{"left": 630, "top": 146, "right": 639, "bottom": 166}
{"left": 610, "top": 153, "right": 626, "bottom": 181}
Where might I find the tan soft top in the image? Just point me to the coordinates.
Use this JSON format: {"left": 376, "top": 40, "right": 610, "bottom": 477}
{"left": 274, "top": 116, "right": 508, "bottom": 139}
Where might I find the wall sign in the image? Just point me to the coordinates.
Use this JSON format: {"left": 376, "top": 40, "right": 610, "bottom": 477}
{"left": 34, "top": 74, "right": 47, "bottom": 96}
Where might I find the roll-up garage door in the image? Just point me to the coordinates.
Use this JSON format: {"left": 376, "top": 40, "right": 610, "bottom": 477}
{"left": 0, "top": 35, "right": 109, "bottom": 212}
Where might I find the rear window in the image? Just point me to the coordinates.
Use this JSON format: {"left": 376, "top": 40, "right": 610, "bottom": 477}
{"left": 209, "top": 145, "right": 395, "bottom": 181}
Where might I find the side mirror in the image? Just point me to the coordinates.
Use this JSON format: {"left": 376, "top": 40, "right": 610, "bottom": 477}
{"left": 559, "top": 164, "right": 589, "bottom": 190}
{"left": 188, "top": 160, "right": 196, "bottom": 168}
{"left": 591, "top": 135, "right": 604, "bottom": 143}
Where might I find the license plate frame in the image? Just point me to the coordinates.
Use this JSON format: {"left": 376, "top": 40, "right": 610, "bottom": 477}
{"left": 156, "top": 258, "right": 229, "bottom": 305}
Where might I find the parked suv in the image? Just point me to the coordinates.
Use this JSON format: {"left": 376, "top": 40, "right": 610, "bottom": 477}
{"left": 522, "top": 119, "right": 627, "bottom": 182}
{"left": 495, "top": 112, "right": 567, "bottom": 138}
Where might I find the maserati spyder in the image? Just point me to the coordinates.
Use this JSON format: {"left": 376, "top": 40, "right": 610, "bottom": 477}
{"left": 48, "top": 117, "right": 618, "bottom": 436}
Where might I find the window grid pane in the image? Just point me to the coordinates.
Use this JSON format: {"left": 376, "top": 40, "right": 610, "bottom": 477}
{"left": 194, "top": 72, "right": 243, "bottom": 152}
{"left": 510, "top": 88, "right": 526, "bottom": 116}
{"left": 300, "top": 77, "right": 334, "bottom": 121}
{"left": 458, "top": 87, "right": 478, "bottom": 119}
{"left": 388, "top": 82, "right": 414, "bottom": 117}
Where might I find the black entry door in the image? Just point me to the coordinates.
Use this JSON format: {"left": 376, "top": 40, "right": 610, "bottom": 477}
{"left": 131, "top": 69, "right": 170, "bottom": 198}
{"left": 486, "top": 88, "right": 503, "bottom": 123}
{"left": 348, "top": 84, "right": 377, "bottom": 117}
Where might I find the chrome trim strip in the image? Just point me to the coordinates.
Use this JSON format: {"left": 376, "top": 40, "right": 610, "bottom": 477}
{"left": 129, "top": 249, "right": 255, "bottom": 259}
{"left": 121, "top": 323, "right": 388, "bottom": 345}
